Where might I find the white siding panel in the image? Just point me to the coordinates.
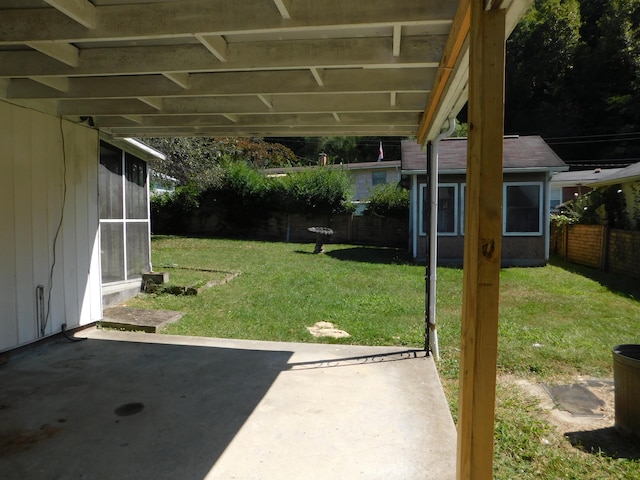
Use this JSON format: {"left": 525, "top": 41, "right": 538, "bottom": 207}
{"left": 73, "top": 122, "right": 100, "bottom": 327}
{"left": 13, "top": 105, "right": 37, "bottom": 344}
{"left": 0, "top": 100, "right": 101, "bottom": 351}
{"left": 61, "top": 121, "right": 80, "bottom": 333}
{"left": 0, "top": 101, "right": 18, "bottom": 351}
{"left": 30, "top": 111, "right": 52, "bottom": 337}
{"left": 46, "top": 115, "right": 67, "bottom": 337}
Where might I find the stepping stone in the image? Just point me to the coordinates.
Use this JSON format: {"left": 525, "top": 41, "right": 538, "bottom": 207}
{"left": 101, "top": 306, "right": 183, "bottom": 333}
{"left": 543, "top": 383, "right": 605, "bottom": 417}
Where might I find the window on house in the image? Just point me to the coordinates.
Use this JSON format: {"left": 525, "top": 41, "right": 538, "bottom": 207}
{"left": 99, "top": 142, "right": 150, "bottom": 284}
{"left": 504, "top": 182, "right": 543, "bottom": 235}
{"left": 372, "top": 171, "right": 387, "bottom": 187}
{"left": 419, "top": 183, "right": 458, "bottom": 236}
{"left": 550, "top": 187, "right": 562, "bottom": 211}
{"left": 460, "top": 183, "right": 466, "bottom": 235}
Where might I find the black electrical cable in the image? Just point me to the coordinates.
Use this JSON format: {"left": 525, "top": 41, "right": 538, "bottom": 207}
{"left": 61, "top": 323, "right": 87, "bottom": 342}
{"left": 43, "top": 118, "right": 68, "bottom": 337}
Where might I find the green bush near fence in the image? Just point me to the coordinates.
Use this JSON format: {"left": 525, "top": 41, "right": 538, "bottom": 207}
{"left": 151, "top": 161, "right": 362, "bottom": 231}
{"left": 365, "top": 183, "right": 409, "bottom": 218}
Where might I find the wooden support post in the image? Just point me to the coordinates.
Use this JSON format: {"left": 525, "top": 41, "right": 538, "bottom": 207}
{"left": 457, "top": 4, "right": 506, "bottom": 480}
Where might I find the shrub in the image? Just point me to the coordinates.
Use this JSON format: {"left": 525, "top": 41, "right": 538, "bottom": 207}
{"left": 554, "top": 184, "right": 632, "bottom": 230}
{"left": 275, "top": 168, "right": 355, "bottom": 215}
{"left": 364, "top": 183, "right": 410, "bottom": 217}
{"left": 152, "top": 162, "right": 356, "bottom": 231}
{"left": 150, "top": 183, "right": 201, "bottom": 234}
{"left": 202, "top": 160, "right": 275, "bottom": 227}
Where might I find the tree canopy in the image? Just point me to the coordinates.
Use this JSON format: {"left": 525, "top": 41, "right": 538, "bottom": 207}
{"left": 505, "top": 0, "right": 640, "bottom": 166}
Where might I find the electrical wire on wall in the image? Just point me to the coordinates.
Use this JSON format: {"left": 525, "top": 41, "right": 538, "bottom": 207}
{"left": 41, "top": 118, "right": 68, "bottom": 337}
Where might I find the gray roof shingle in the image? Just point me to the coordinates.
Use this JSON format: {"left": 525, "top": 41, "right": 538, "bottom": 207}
{"left": 401, "top": 136, "right": 567, "bottom": 173}
{"left": 589, "top": 161, "right": 640, "bottom": 186}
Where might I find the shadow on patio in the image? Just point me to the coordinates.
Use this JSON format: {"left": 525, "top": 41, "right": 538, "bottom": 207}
{"left": 0, "top": 329, "right": 456, "bottom": 479}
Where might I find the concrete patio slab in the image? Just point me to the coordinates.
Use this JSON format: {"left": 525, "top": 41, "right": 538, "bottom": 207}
{"left": 0, "top": 329, "right": 456, "bottom": 480}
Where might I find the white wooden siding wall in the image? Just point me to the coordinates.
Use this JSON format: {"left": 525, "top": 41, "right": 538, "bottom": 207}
{"left": 0, "top": 101, "right": 101, "bottom": 352}
{"left": 351, "top": 168, "right": 400, "bottom": 201}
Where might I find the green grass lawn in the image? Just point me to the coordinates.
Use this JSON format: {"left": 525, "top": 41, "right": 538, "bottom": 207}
{"left": 127, "top": 236, "right": 640, "bottom": 479}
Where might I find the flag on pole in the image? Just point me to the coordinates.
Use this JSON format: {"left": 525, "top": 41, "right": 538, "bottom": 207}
{"left": 377, "top": 141, "right": 383, "bottom": 162}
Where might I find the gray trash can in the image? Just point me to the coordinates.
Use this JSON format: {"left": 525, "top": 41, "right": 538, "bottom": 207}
{"left": 612, "top": 344, "right": 640, "bottom": 436}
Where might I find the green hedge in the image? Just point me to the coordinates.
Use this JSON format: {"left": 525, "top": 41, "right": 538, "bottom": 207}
{"left": 364, "top": 183, "right": 409, "bottom": 218}
{"left": 151, "top": 162, "right": 356, "bottom": 231}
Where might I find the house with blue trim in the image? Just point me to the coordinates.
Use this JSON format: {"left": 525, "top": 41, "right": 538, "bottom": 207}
{"left": 402, "top": 136, "right": 568, "bottom": 266}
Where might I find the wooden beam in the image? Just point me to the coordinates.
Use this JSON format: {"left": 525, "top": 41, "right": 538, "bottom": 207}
{"left": 7, "top": 69, "right": 432, "bottom": 101}
{"left": 457, "top": 4, "right": 506, "bottom": 480}
{"left": 109, "top": 125, "right": 415, "bottom": 138}
{"left": 273, "top": 0, "right": 292, "bottom": 19}
{"left": 121, "top": 115, "right": 143, "bottom": 124}
{"left": 1, "top": 37, "right": 441, "bottom": 78}
{"left": 138, "top": 97, "right": 163, "bottom": 110}
{"left": 195, "top": 34, "right": 228, "bottom": 62}
{"left": 390, "top": 91, "right": 397, "bottom": 106}
{"left": 257, "top": 94, "right": 273, "bottom": 110}
{"left": 26, "top": 42, "right": 79, "bottom": 67}
{"left": 162, "top": 72, "right": 190, "bottom": 89}
{"left": 417, "top": 0, "right": 470, "bottom": 143}
{"left": 30, "top": 76, "right": 70, "bottom": 92}
{"left": 44, "top": 0, "right": 97, "bottom": 29}
{"left": 393, "top": 25, "right": 402, "bottom": 56}
{"left": 92, "top": 111, "right": 419, "bottom": 128}
{"left": 0, "top": 0, "right": 457, "bottom": 44}
{"left": 310, "top": 67, "right": 324, "bottom": 87}
{"left": 331, "top": 112, "right": 341, "bottom": 122}
{"left": 57, "top": 92, "right": 426, "bottom": 116}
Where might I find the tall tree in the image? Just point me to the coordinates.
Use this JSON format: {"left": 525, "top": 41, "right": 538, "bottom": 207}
{"left": 144, "top": 137, "right": 298, "bottom": 189}
{"left": 505, "top": 0, "right": 581, "bottom": 135}
{"left": 506, "top": 0, "right": 640, "bottom": 164}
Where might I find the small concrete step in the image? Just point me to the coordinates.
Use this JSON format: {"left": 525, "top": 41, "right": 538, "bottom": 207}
{"left": 101, "top": 306, "right": 183, "bottom": 333}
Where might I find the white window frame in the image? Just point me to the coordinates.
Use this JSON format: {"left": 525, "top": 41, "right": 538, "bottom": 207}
{"left": 503, "top": 181, "right": 544, "bottom": 236}
{"left": 419, "top": 182, "right": 459, "bottom": 237}
{"left": 99, "top": 145, "right": 151, "bottom": 285}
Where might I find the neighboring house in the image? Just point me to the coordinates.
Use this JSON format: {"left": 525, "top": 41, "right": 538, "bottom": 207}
{"left": 549, "top": 168, "right": 623, "bottom": 210}
{"left": 263, "top": 161, "right": 401, "bottom": 214}
{"left": 150, "top": 169, "right": 179, "bottom": 194}
{"left": 587, "top": 161, "right": 640, "bottom": 229}
{"left": 401, "top": 136, "right": 568, "bottom": 266}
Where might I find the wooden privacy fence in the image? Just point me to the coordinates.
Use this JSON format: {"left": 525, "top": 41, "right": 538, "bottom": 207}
{"left": 550, "top": 223, "right": 640, "bottom": 280}
{"left": 153, "top": 210, "right": 409, "bottom": 249}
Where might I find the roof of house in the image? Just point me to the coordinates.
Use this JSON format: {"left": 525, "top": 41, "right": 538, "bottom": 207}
{"left": 401, "top": 136, "right": 568, "bottom": 173}
{"left": 587, "top": 161, "right": 640, "bottom": 187}
{"left": 550, "top": 168, "right": 624, "bottom": 187}
{"left": 263, "top": 160, "right": 401, "bottom": 175}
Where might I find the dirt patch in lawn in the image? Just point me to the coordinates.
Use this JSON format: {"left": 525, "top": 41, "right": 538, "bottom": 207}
{"left": 504, "top": 375, "right": 640, "bottom": 459}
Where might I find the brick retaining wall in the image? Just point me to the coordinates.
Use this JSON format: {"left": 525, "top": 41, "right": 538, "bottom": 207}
{"left": 608, "top": 230, "right": 640, "bottom": 280}
{"left": 566, "top": 224, "right": 605, "bottom": 269}
{"left": 551, "top": 224, "right": 640, "bottom": 280}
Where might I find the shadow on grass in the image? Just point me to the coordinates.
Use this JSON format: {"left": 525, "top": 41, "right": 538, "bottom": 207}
{"left": 318, "top": 246, "right": 413, "bottom": 265}
{"left": 565, "top": 427, "right": 640, "bottom": 459}
{"left": 549, "top": 256, "right": 640, "bottom": 301}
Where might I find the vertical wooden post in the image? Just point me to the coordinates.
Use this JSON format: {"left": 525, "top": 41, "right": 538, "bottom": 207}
{"left": 457, "top": 3, "right": 506, "bottom": 480}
